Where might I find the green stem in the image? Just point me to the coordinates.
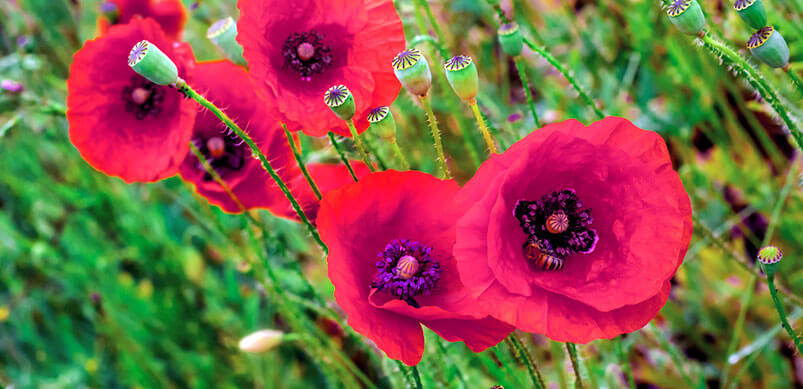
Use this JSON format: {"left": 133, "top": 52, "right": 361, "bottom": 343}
{"left": 785, "top": 67, "right": 803, "bottom": 100}
{"left": 361, "top": 132, "right": 390, "bottom": 170}
{"left": 507, "top": 334, "right": 546, "bottom": 389}
{"left": 189, "top": 142, "right": 246, "bottom": 212}
{"left": 614, "top": 338, "right": 636, "bottom": 389}
{"left": 176, "top": 80, "right": 327, "bottom": 254}
{"left": 420, "top": 95, "right": 452, "bottom": 178}
{"left": 416, "top": 0, "right": 447, "bottom": 50}
{"left": 345, "top": 119, "right": 376, "bottom": 172}
{"left": 699, "top": 33, "right": 803, "bottom": 150}
{"left": 566, "top": 343, "right": 584, "bottom": 389}
{"left": 650, "top": 323, "right": 695, "bottom": 387}
{"left": 283, "top": 124, "right": 321, "bottom": 200}
{"left": 514, "top": 56, "right": 541, "bottom": 128}
{"left": 469, "top": 100, "right": 498, "bottom": 154}
{"left": 327, "top": 131, "right": 359, "bottom": 182}
{"left": 411, "top": 365, "right": 423, "bottom": 389}
{"left": 391, "top": 138, "right": 411, "bottom": 170}
{"left": 767, "top": 275, "right": 803, "bottom": 353}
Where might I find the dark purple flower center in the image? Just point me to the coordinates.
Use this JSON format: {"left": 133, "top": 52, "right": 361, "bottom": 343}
{"left": 514, "top": 188, "right": 598, "bottom": 266}
{"left": 281, "top": 31, "right": 333, "bottom": 82}
{"left": 371, "top": 239, "right": 441, "bottom": 308}
{"left": 192, "top": 130, "right": 246, "bottom": 180}
{"left": 122, "top": 76, "right": 165, "bottom": 120}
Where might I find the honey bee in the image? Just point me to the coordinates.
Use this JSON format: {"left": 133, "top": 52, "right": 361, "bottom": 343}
{"left": 524, "top": 242, "right": 564, "bottom": 271}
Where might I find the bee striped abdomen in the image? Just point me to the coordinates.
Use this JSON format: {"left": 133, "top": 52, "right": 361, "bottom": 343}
{"left": 524, "top": 242, "right": 565, "bottom": 271}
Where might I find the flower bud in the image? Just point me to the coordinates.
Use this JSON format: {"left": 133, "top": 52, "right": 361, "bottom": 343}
{"left": 666, "top": 0, "right": 705, "bottom": 36}
{"left": 757, "top": 245, "right": 782, "bottom": 277}
{"left": 1, "top": 79, "right": 24, "bottom": 93}
{"left": 392, "top": 48, "right": 432, "bottom": 97}
{"left": 238, "top": 329, "right": 285, "bottom": 353}
{"left": 734, "top": 0, "right": 766, "bottom": 30}
{"left": 324, "top": 84, "right": 356, "bottom": 120}
{"left": 100, "top": 2, "right": 119, "bottom": 24}
{"left": 498, "top": 23, "right": 524, "bottom": 57}
{"left": 444, "top": 55, "right": 479, "bottom": 102}
{"left": 367, "top": 106, "right": 397, "bottom": 140}
{"left": 748, "top": 26, "right": 790, "bottom": 69}
{"left": 207, "top": 17, "right": 247, "bottom": 67}
{"left": 128, "top": 40, "right": 179, "bottom": 85}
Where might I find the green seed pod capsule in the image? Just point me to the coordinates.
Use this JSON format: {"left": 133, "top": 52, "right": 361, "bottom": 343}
{"left": 498, "top": 23, "right": 524, "bottom": 57}
{"left": 392, "top": 48, "right": 432, "bottom": 97}
{"left": 749, "top": 26, "right": 790, "bottom": 68}
{"left": 666, "top": 0, "right": 705, "bottom": 36}
{"left": 443, "top": 55, "right": 479, "bottom": 102}
{"left": 367, "top": 106, "right": 397, "bottom": 141}
{"left": 324, "top": 85, "right": 355, "bottom": 121}
{"left": 128, "top": 40, "right": 179, "bottom": 85}
{"left": 757, "top": 245, "right": 782, "bottom": 277}
{"left": 207, "top": 17, "right": 247, "bottom": 67}
{"left": 734, "top": 0, "right": 767, "bottom": 30}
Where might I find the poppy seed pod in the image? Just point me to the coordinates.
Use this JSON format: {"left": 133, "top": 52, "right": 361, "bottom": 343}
{"left": 666, "top": 0, "right": 705, "bottom": 36}
{"left": 367, "top": 106, "right": 397, "bottom": 141}
{"left": 324, "top": 84, "right": 356, "bottom": 120}
{"left": 392, "top": 48, "right": 432, "bottom": 97}
{"left": 207, "top": 17, "right": 247, "bottom": 66}
{"left": 734, "top": 0, "right": 766, "bottom": 30}
{"left": 757, "top": 246, "right": 782, "bottom": 277}
{"left": 444, "top": 55, "right": 479, "bottom": 102}
{"left": 748, "top": 26, "right": 790, "bottom": 68}
{"left": 498, "top": 23, "right": 524, "bottom": 57}
{"left": 128, "top": 40, "right": 179, "bottom": 85}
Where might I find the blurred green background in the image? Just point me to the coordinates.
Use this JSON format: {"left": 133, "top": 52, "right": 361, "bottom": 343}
{"left": 2, "top": 0, "right": 803, "bottom": 387}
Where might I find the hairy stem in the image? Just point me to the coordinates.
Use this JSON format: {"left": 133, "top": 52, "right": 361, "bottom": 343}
{"left": 507, "top": 334, "right": 546, "bottom": 389}
{"left": 420, "top": 95, "right": 452, "bottom": 178}
{"left": 283, "top": 124, "right": 321, "bottom": 200}
{"left": 345, "top": 119, "right": 376, "bottom": 172}
{"left": 767, "top": 275, "right": 803, "bottom": 353}
{"left": 514, "top": 56, "right": 541, "bottom": 128}
{"left": 566, "top": 342, "right": 584, "bottom": 389}
{"left": 327, "top": 131, "right": 358, "bottom": 182}
{"left": 469, "top": 100, "right": 498, "bottom": 154}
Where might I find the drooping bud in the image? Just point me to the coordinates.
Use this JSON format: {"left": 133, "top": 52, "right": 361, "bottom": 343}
{"left": 367, "top": 106, "right": 397, "bottom": 140}
{"left": 748, "top": 26, "right": 790, "bottom": 69}
{"left": 498, "top": 23, "right": 524, "bottom": 57}
{"left": 392, "top": 48, "right": 432, "bottom": 97}
{"left": 757, "top": 245, "right": 782, "bottom": 277}
{"left": 238, "top": 329, "right": 285, "bottom": 353}
{"left": 444, "top": 55, "right": 479, "bottom": 102}
{"left": 666, "top": 0, "right": 705, "bottom": 36}
{"left": 1, "top": 79, "right": 24, "bottom": 93}
{"left": 324, "top": 85, "right": 355, "bottom": 120}
{"left": 128, "top": 40, "right": 179, "bottom": 85}
{"left": 734, "top": 0, "right": 766, "bottom": 30}
{"left": 207, "top": 17, "right": 247, "bottom": 67}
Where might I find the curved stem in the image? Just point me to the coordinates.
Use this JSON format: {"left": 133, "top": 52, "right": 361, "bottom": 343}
{"left": 767, "top": 275, "right": 803, "bottom": 353}
{"left": 699, "top": 33, "right": 803, "bottom": 150}
{"left": 411, "top": 365, "right": 423, "bottom": 389}
{"left": 514, "top": 56, "right": 541, "bottom": 128}
{"left": 327, "top": 131, "right": 358, "bottom": 182}
{"left": 507, "top": 334, "right": 546, "bottom": 389}
{"left": 566, "top": 343, "right": 584, "bottom": 389}
{"left": 283, "top": 124, "right": 321, "bottom": 200}
{"left": 189, "top": 142, "right": 246, "bottom": 212}
{"left": 391, "top": 138, "right": 411, "bottom": 170}
{"left": 420, "top": 95, "right": 452, "bottom": 178}
{"left": 785, "top": 67, "right": 803, "bottom": 101}
{"left": 345, "top": 119, "right": 376, "bottom": 172}
{"left": 650, "top": 323, "right": 695, "bottom": 387}
{"left": 177, "top": 81, "right": 327, "bottom": 254}
{"left": 469, "top": 100, "right": 498, "bottom": 154}
{"left": 614, "top": 338, "right": 636, "bottom": 389}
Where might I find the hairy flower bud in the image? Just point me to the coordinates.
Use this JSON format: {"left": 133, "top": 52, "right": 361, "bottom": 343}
{"left": 238, "top": 329, "right": 285, "bottom": 353}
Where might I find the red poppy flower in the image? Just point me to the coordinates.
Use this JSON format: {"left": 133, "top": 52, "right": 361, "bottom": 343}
{"left": 236, "top": 0, "right": 404, "bottom": 137}
{"left": 453, "top": 117, "right": 692, "bottom": 343}
{"left": 318, "top": 171, "right": 514, "bottom": 365}
{"left": 67, "top": 18, "right": 196, "bottom": 183}
{"left": 98, "top": 0, "right": 187, "bottom": 40}
{"left": 290, "top": 162, "right": 372, "bottom": 221}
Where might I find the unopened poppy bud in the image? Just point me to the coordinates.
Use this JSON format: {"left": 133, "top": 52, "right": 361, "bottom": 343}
{"left": 666, "top": 0, "right": 705, "bottom": 36}
{"left": 238, "top": 329, "right": 285, "bottom": 353}
{"left": 748, "top": 26, "right": 790, "bottom": 69}
{"left": 392, "top": 48, "right": 432, "bottom": 97}
{"left": 100, "top": 2, "right": 119, "bottom": 24}
{"left": 1, "top": 79, "right": 24, "bottom": 93}
{"left": 207, "top": 17, "right": 247, "bottom": 67}
{"left": 444, "top": 55, "right": 479, "bottom": 102}
{"left": 498, "top": 23, "right": 524, "bottom": 57}
{"left": 324, "top": 84, "right": 355, "bottom": 120}
{"left": 757, "top": 245, "right": 782, "bottom": 277}
{"left": 734, "top": 0, "right": 766, "bottom": 30}
{"left": 128, "top": 40, "right": 179, "bottom": 85}
{"left": 367, "top": 106, "right": 397, "bottom": 140}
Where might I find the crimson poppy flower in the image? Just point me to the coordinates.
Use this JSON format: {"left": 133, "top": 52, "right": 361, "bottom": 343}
{"left": 453, "top": 117, "right": 692, "bottom": 343}
{"left": 236, "top": 0, "right": 405, "bottom": 137}
{"left": 98, "top": 0, "right": 187, "bottom": 40}
{"left": 290, "top": 162, "right": 372, "bottom": 221}
{"left": 67, "top": 18, "right": 196, "bottom": 183}
{"left": 318, "top": 171, "right": 514, "bottom": 365}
